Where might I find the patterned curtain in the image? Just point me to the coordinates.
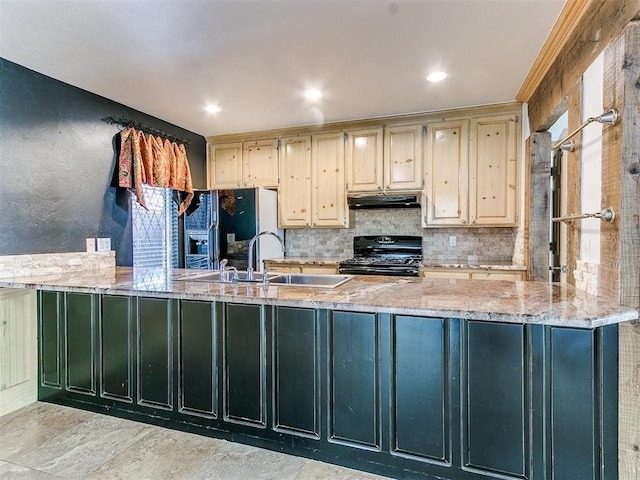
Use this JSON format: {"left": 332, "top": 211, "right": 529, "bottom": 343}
{"left": 118, "top": 127, "right": 194, "bottom": 215}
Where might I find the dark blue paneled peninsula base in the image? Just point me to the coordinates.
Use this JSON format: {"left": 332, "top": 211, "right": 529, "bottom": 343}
{"left": 38, "top": 290, "right": 619, "bottom": 480}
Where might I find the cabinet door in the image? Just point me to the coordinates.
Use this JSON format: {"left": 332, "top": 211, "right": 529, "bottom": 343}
{"left": 469, "top": 115, "right": 518, "bottom": 226}
{"left": 330, "top": 311, "right": 380, "bottom": 449}
{"left": 243, "top": 139, "right": 279, "bottom": 188}
{"left": 180, "top": 300, "right": 217, "bottom": 419}
{"left": 224, "top": 303, "right": 266, "bottom": 427}
{"left": 0, "top": 289, "right": 37, "bottom": 416}
{"left": 278, "top": 135, "right": 312, "bottom": 227}
{"left": 383, "top": 125, "right": 423, "bottom": 191}
{"left": 424, "top": 120, "right": 469, "bottom": 226}
{"left": 100, "top": 295, "right": 134, "bottom": 403}
{"left": 137, "top": 297, "right": 174, "bottom": 411}
{"left": 345, "top": 128, "right": 383, "bottom": 192}
{"left": 274, "top": 307, "right": 319, "bottom": 438}
{"left": 208, "top": 142, "right": 243, "bottom": 189}
{"left": 311, "top": 132, "right": 348, "bottom": 227}
{"left": 65, "top": 293, "right": 96, "bottom": 396}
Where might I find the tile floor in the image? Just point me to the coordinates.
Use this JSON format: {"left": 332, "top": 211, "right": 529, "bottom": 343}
{"left": 0, "top": 403, "right": 392, "bottom": 480}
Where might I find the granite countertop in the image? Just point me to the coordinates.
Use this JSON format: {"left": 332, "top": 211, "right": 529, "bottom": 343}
{"left": 264, "top": 257, "right": 344, "bottom": 265}
{"left": 1, "top": 267, "right": 637, "bottom": 329}
{"left": 422, "top": 260, "right": 527, "bottom": 271}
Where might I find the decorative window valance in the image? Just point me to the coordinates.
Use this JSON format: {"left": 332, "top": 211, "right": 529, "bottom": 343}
{"left": 118, "top": 127, "right": 194, "bottom": 215}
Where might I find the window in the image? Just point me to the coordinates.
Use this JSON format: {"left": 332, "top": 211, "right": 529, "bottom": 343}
{"left": 131, "top": 185, "right": 178, "bottom": 269}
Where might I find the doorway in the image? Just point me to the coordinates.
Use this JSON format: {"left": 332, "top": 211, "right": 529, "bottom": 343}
{"left": 548, "top": 112, "right": 568, "bottom": 283}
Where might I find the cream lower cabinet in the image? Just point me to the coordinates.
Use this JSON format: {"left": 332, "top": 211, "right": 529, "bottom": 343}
{"left": 0, "top": 289, "right": 37, "bottom": 417}
{"left": 423, "top": 113, "right": 519, "bottom": 227}
{"left": 264, "top": 261, "right": 338, "bottom": 275}
{"left": 278, "top": 135, "right": 312, "bottom": 227}
{"left": 422, "top": 268, "right": 526, "bottom": 281}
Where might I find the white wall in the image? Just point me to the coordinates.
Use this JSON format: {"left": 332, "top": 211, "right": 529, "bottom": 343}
{"left": 575, "top": 52, "right": 604, "bottom": 293}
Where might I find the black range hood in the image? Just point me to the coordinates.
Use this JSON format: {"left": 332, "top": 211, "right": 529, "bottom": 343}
{"left": 347, "top": 194, "right": 421, "bottom": 209}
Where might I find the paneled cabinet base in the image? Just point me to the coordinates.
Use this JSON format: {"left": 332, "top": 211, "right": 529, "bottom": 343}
{"left": 37, "top": 290, "right": 618, "bottom": 480}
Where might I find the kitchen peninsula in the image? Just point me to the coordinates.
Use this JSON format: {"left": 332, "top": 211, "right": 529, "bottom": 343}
{"left": 1, "top": 256, "right": 637, "bottom": 480}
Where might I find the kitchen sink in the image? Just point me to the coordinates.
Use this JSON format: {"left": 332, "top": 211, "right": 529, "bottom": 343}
{"left": 179, "top": 271, "right": 275, "bottom": 283}
{"left": 177, "top": 271, "right": 352, "bottom": 287}
{"left": 268, "top": 274, "right": 353, "bottom": 288}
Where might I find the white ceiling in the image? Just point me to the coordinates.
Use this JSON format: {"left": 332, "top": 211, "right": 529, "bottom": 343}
{"left": 0, "top": 0, "right": 566, "bottom": 137}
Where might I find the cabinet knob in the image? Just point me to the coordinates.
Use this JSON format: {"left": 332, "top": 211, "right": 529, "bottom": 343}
{"left": 471, "top": 219, "right": 476, "bottom": 224}
{"left": 462, "top": 219, "right": 467, "bottom": 224}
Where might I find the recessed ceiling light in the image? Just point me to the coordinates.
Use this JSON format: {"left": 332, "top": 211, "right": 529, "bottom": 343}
{"left": 304, "top": 89, "right": 323, "bottom": 101}
{"left": 426, "top": 71, "right": 447, "bottom": 82}
{"left": 205, "top": 105, "right": 221, "bottom": 113}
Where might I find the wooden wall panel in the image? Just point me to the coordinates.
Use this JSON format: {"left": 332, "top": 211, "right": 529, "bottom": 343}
{"left": 602, "top": 21, "right": 640, "bottom": 479}
{"left": 527, "top": 132, "right": 551, "bottom": 281}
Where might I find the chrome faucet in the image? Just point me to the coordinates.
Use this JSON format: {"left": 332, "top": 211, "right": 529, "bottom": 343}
{"left": 246, "top": 231, "right": 285, "bottom": 281}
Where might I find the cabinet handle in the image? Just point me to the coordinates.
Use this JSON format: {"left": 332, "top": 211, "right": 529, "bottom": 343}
{"left": 471, "top": 219, "right": 476, "bottom": 224}
{"left": 462, "top": 219, "right": 467, "bottom": 224}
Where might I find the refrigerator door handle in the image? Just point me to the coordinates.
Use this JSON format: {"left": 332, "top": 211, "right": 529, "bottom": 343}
{"left": 210, "top": 223, "right": 220, "bottom": 270}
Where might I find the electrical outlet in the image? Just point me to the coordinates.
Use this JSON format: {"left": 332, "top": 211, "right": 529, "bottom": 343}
{"left": 96, "top": 237, "right": 111, "bottom": 251}
{"left": 449, "top": 236, "right": 457, "bottom": 247}
{"left": 309, "top": 236, "right": 315, "bottom": 246}
{"left": 85, "top": 238, "right": 96, "bottom": 252}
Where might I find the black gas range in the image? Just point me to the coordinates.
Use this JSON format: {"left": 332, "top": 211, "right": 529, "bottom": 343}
{"left": 338, "top": 235, "right": 422, "bottom": 277}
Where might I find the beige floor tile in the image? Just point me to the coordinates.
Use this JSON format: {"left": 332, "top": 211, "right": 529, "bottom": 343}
{"left": 0, "top": 460, "right": 58, "bottom": 480}
{"left": 11, "top": 412, "right": 155, "bottom": 479}
{"left": 295, "top": 459, "right": 393, "bottom": 480}
{"left": 83, "top": 426, "right": 220, "bottom": 480}
{"left": 0, "top": 402, "right": 94, "bottom": 461}
{"left": 190, "top": 440, "right": 306, "bottom": 480}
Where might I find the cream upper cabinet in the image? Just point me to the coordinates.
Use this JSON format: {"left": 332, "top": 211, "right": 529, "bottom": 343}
{"left": 345, "top": 128, "right": 384, "bottom": 192}
{"left": 312, "top": 132, "right": 348, "bottom": 227}
{"left": 243, "top": 139, "right": 279, "bottom": 188}
{"left": 278, "top": 135, "right": 312, "bottom": 227}
{"left": 346, "top": 125, "right": 422, "bottom": 193}
{"left": 207, "top": 142, "right": 243, "bottom": 189}
{"left": 423, "top": 113, "right": 519, "bottom": 227}
{"left": 469, "top": 114, "right": 518, "bottom": 226}
{"left": 383, "top": 124, "right": 423, "bottom": 191}
{"left": 424, "top": 120, "right": 469, "bottom": 226}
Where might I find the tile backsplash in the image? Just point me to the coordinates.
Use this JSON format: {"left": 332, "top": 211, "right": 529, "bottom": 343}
{"left": 284, "top": 209, "right": 518, "bottom": 262}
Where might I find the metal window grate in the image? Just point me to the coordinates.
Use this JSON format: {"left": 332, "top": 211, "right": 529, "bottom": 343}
{"left": 131, "top": 185, "right": 178, "bottom": 270}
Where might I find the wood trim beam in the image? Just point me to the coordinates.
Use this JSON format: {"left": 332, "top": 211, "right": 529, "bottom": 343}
{"left": 516, "top": 0, "right": 595, "bottom": 103}
{"left": 527, "top": 132, "right": 552, "bottom": 281}
{"left": 527, "top": 0, "right": 640, "bottom": 132}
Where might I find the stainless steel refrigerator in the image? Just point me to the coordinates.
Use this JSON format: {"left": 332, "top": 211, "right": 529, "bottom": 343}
{"left": 182, "top": 187, "right": 282, "bottom": 271}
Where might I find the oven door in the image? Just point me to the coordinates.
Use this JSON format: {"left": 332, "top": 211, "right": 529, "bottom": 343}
{"left": 338, "top": 264, "right": 419, "bottom": 277}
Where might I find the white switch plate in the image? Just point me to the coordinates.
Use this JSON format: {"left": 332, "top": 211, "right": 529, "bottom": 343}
{"left": 85, "top": 238, "right": 96, "bottom": 252}
{"left": 449, "top": 236, "right": 457, "bottom": 247}
{"left": 96, "top": 237, "right": 111, "bottom": 251}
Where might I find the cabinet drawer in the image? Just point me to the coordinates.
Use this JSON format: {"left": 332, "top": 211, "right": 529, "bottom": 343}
{"left": 470, "top": 272, "right": 524, "bottom": 281}
{"left": 423, "top": 271, "right": 470, "bottom": 280}
{"left": 266, "top": 265, "right": 302, "bottom": 274}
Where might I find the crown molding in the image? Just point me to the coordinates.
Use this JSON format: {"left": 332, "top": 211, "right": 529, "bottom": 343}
{"left": 516, "top": 0, "right": 595, "bottom": 103}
